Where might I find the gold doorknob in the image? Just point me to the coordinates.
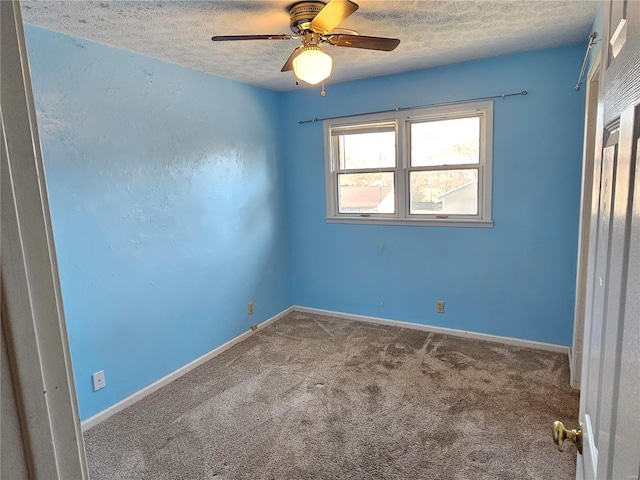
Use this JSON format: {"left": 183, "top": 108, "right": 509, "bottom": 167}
{"left": 553, "top": 421, "right": 583, "bottom": 454}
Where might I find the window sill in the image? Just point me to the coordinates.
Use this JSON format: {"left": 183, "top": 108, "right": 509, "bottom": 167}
{"left": 325, "top": 216, "right": 494, "bottom": 228}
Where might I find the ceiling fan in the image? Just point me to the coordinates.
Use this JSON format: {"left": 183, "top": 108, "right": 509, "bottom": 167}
{"left": 211, "top": 0, "right": 400, "bottom": 86}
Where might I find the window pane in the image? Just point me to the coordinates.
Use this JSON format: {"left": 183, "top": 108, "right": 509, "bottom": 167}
{"left": 338, "top": 172, "right": 394, "bottom": 214}
{"left": 337, "top": 131, "right": 396, "bottom": 170}
{"left": 411, "top": 117, "right": 480, "bottom": 167}
{"left": 410, "top": 170, "right": 478, "bottom": 215}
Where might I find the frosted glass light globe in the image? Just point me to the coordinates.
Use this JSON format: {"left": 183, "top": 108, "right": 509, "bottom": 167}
{"left": 293, "top": 46, "right": 333, "bottom": 85}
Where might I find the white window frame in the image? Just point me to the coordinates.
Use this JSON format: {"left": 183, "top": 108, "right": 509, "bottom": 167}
{"left": 323, "top": 100, "right": 494, "bottom": 227}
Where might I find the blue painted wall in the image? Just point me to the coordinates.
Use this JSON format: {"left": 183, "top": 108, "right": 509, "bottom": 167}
{"left": 282, "top": 44, "right": 586, "bottom": 346}
{"left": 25, "top": 25, "right": 291, "bottom": 420}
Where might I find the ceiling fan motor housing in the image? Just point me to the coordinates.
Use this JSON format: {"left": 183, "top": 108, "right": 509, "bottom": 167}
{"left": 289, "top": 1, "right": 325, "bottom": 34}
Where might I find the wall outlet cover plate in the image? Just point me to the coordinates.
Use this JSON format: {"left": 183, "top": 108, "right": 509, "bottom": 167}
{"left": 92, "top": 370, "right": 106, "bottom": 391}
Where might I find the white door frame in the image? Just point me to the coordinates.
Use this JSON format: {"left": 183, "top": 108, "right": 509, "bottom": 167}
{"left": 570, "top": 56, "right": 601, "bottom": 390}
{"left": 1, "top": 1, "right": 88, "bottom": 478}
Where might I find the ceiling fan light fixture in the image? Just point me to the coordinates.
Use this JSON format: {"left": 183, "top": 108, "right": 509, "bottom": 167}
{"left": 293, "top": 45, "right": 332, "bottom": 85}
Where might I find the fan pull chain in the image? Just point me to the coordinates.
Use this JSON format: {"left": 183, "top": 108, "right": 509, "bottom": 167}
{"left": 321, "top": 81, "right": 327, "bottom": 96}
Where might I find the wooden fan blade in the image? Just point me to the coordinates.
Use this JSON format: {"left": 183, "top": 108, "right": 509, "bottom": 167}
{"left": 211, "top": 34, "right": 293, "bottom": 41}
{"left": 331, "top": 34, "right": 400, "bottom": 51}
{"left": 310, "top": 0, "right": 359, "bottom": 35}
{"left": 281, "top": 46, "right": 304, "bottom": 72}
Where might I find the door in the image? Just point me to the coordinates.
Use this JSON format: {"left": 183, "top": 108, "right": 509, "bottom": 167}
{"left": 575, "top": 0, "right": 640, "bottom": 479}
{"left": 1, "top": 1, "right": 88, "bottom": 478}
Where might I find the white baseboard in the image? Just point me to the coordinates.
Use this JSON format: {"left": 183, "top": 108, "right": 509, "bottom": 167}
{"left": 81, "top": 306, "right": 294, "bottom": 431}
{"left": 293, "top": 306, "right": 570, "bottom": 355}
{"left": 82, "top": 304, "right": 570, "bottom": 431}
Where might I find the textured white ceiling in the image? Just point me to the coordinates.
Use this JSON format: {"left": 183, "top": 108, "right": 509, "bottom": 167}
{"left": 22, "top": 0, "right": 598, "bottom": 91}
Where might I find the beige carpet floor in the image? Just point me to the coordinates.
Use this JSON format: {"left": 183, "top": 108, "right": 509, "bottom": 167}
{"left": 84, "top": 311, "right": 579, "bottom": 479}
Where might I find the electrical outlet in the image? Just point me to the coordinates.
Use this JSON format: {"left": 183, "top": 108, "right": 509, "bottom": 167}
{"left": 92, "top": 370, "right": 106, "bottom": 391}
{"left": 248, "top": 301, "right": 254, "bottom": 315}
{"left": 436, "top": 301, "right": 445, "bottom": 313}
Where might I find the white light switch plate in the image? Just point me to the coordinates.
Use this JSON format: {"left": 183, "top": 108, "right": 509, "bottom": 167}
{"left": 92, "top": 370, "right": 106, "bottom": 391}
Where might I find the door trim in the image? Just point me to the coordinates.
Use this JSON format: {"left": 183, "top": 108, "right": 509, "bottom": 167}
{"left": 571, "top": 56, "right": 601, "bottom": 390}
{"left": 1, "top": 1, "right": 88, "bottom": 477}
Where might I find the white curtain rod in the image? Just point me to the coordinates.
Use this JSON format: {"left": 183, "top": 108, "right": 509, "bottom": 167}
{"left": 575, "top": 32, "right": 599, "bottom": 91}
{"left": 298, "top": 90, "right": 528, "bottom": 125}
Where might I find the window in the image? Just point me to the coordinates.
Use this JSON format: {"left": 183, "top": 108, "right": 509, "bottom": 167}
{"left": 324, "top": 101, "right": 493, "bottom": 227}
